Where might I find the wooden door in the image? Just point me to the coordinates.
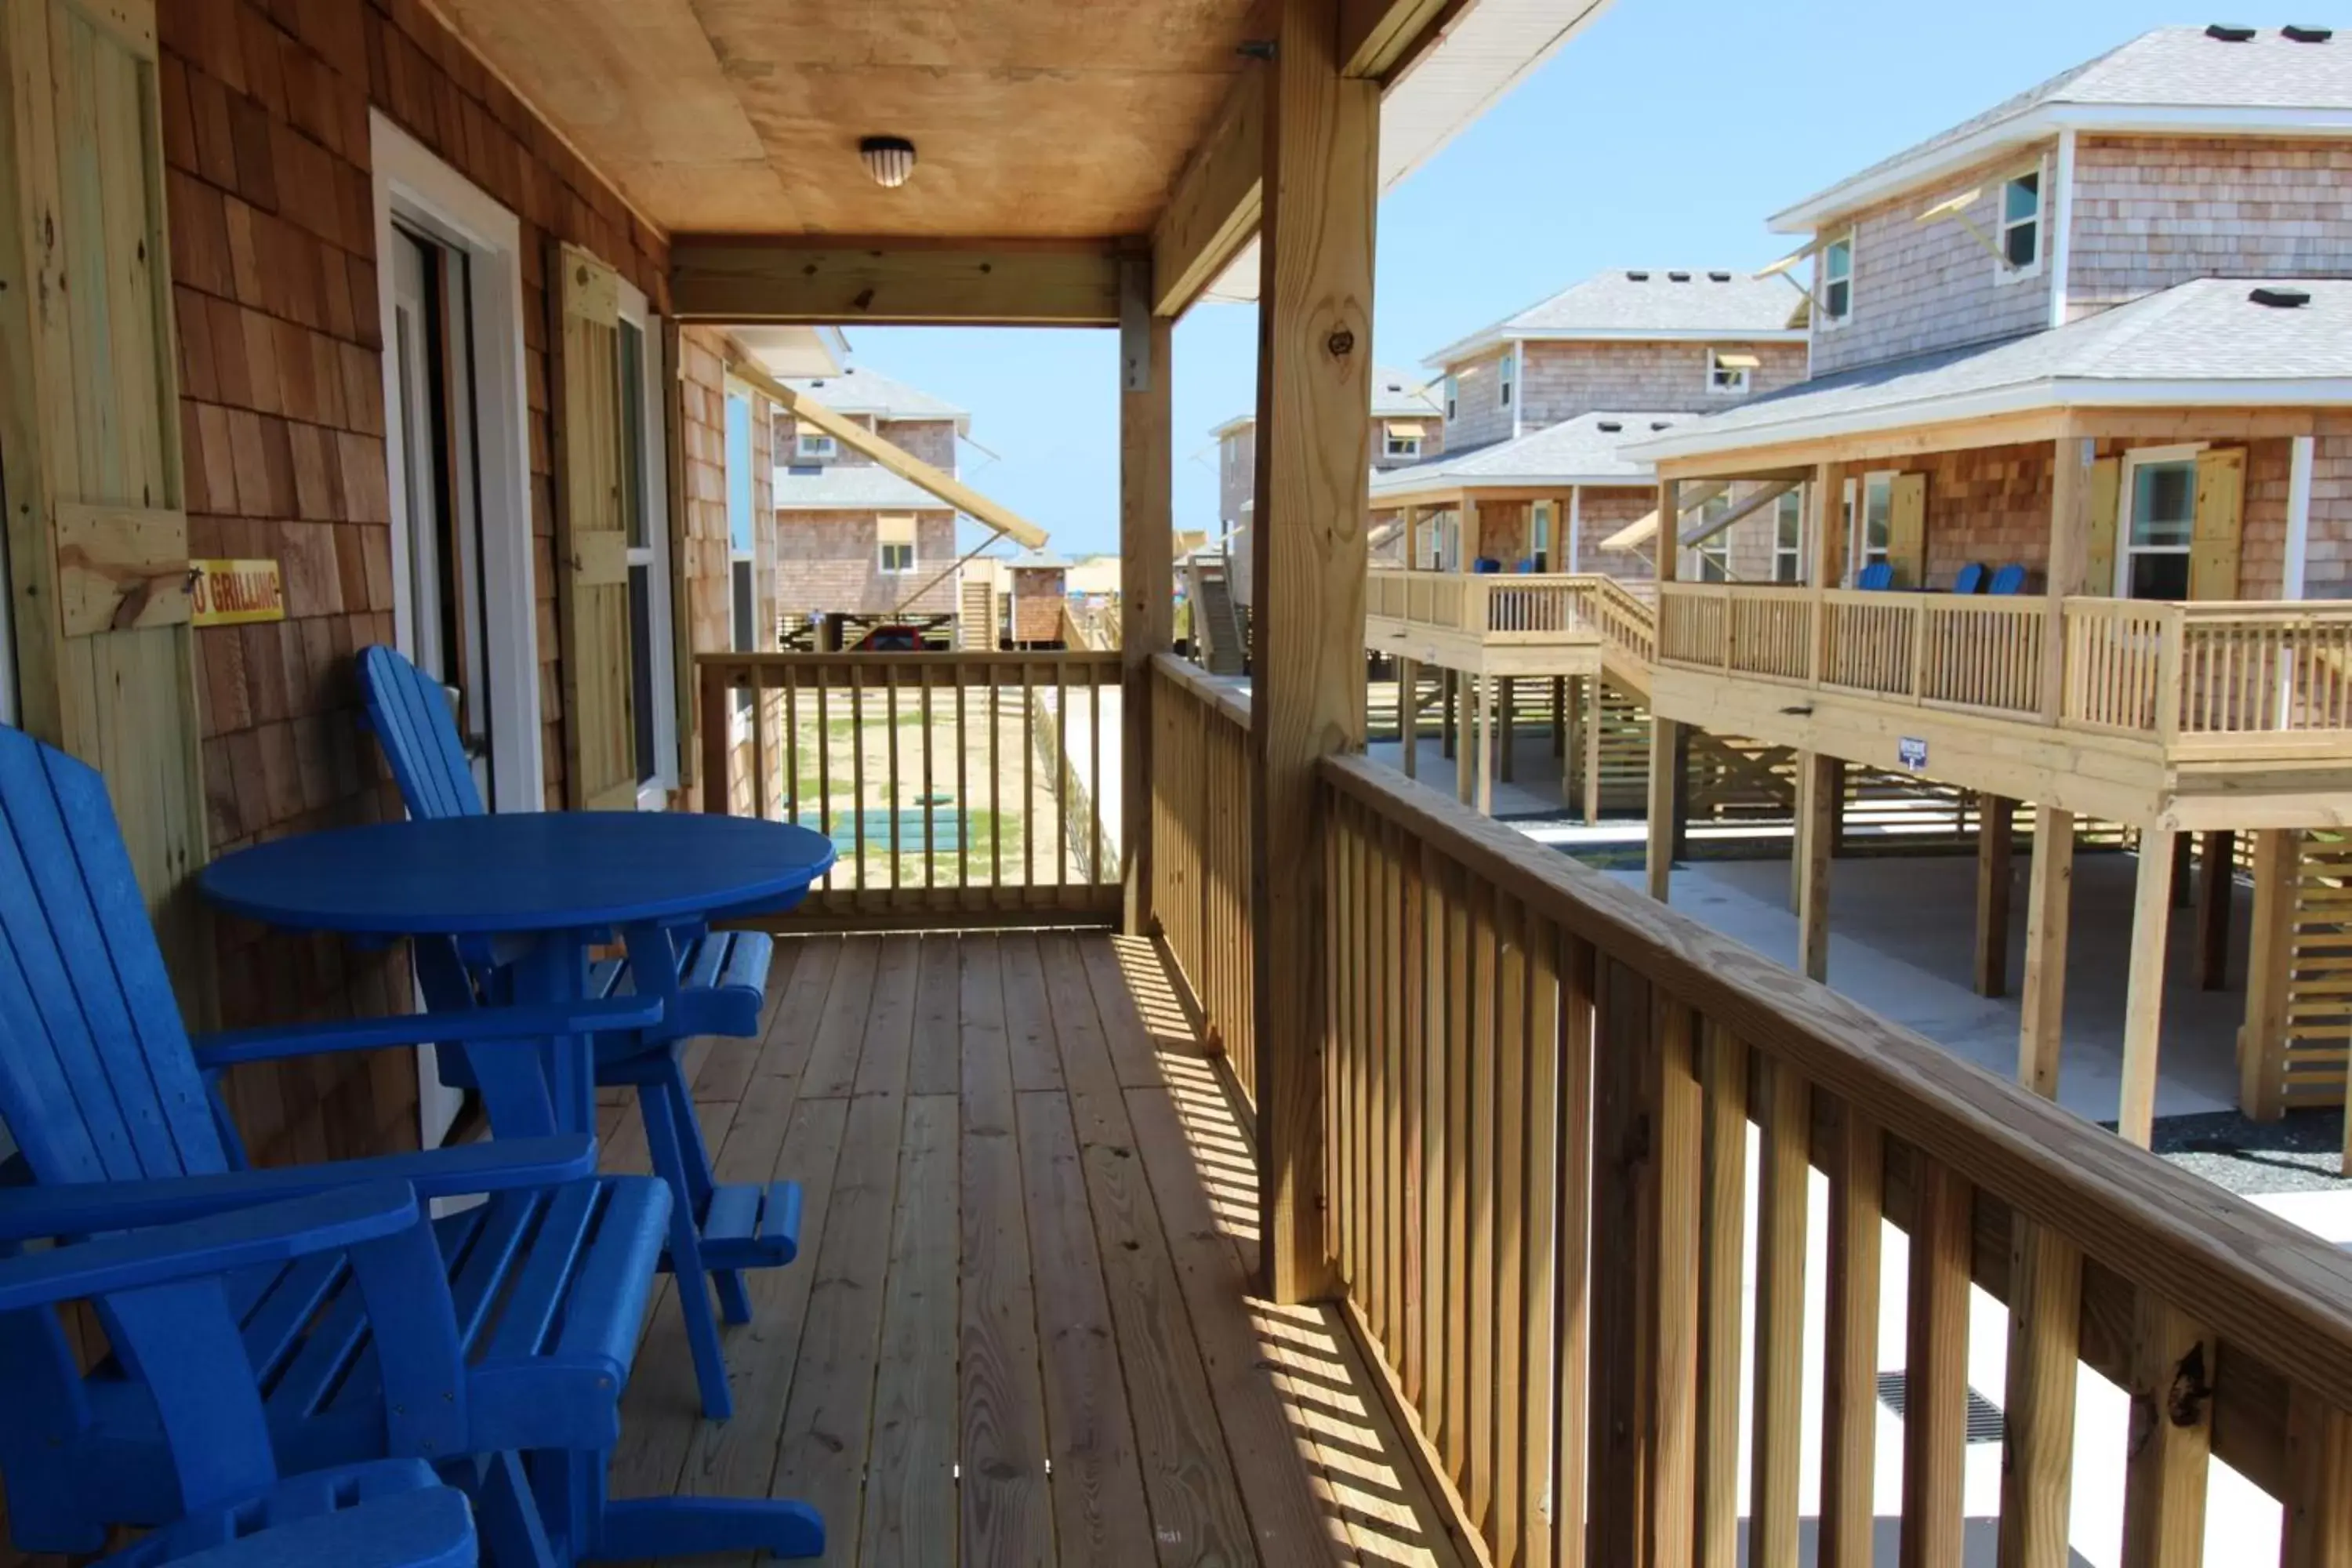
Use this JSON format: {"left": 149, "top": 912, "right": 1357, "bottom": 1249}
{"left": 2084, "top": 455, "right": 2122, "bottom": 597}
{"left": 0, "top": 0, "right": 206, "bottom": 994}
{"left": 551, "top": 242, "right": 637, "bottom": 809}
{"left": 1887, "top": 470, "right": 1927, "bottom": 587}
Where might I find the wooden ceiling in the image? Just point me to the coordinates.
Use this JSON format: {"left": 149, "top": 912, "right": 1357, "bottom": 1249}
{"left": 427, "top": 0, "right": 1269, "bottom": 238}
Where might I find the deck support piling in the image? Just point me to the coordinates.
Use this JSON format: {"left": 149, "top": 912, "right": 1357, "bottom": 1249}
{"left": 2197, "top": 829, "right": 2234, "bottom": 991}
{"left": 1473, "top": 673, "right": 1494, "bottom": 815}
{"left": 1399, "top": 658, "right": 1419, "bottom": 779}
{"left": 2119, "top": 827, "right": 2177, "bottom": 1146}
{"left": 1117, "top": 258, "right": 1172, "bottom": 938}
{"left": 1562, "top": 674, "right": 1581, "bottom": 812}
{"left": 1974, "top": 795, "right": 2014, "bottom": 997}
{"left": 1442, "top": 671, "right": 1457, "bottom": 760}
{"left": 2241, "top": 829, "right": 2297, "bottom": 1122}
{"left": 1455, "top": 675, "right": 1475, "bottom": 805}
{"left": 1584, "top": 677, "right": 1603, "bottom": 825}
{"left": 1496, "top": 677, "right": 1515, "bottom": 783}
{"left": 1552, "top": 675, "right": 1566, "bottom": 757}
{"left": 1646, "top": 715, "right": 1682, "bottom": 902}
{"left": 2019, "top": 806, "right": 2074, "bottom": 1099}
{"left": 1795, "top": 750, "right": 1835, "bottom": 982}
{"left": 1247, "top": 0, "right": 1376, "bottom": 1304}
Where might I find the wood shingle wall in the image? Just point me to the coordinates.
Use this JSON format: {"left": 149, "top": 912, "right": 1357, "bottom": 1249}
{"left": 157, "top": 0, "right": 665, "bottom": 1168}
{"left": 1516, "top": 338, "right": 1808, "bottom": 428}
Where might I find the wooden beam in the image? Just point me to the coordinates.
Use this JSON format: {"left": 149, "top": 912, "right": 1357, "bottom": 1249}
{"left": 2118, "top": 828, "right": 2176, "bottom": 1147}
{"left": 672, "top": 238, "right": 1123, "bottom": 325}
{"left": 2241, "top": 829, "right": 2297, "bottom": 1122}
{"left": 2197, "top": 829, "right": 2234, "bottom": 991}
{"left": 1646, "top": 715, "right": 1681, "bottom": 902}
{"left": 2044, "top": 434, "right": 2094, "bottom": 720}
{"left": 1339, "top": 0, "right": 1457, "bottom": 79}
{"left": 1655, "top": 477, "right": 1680, "bottom": 586}
{"left": 1119, "top": 259, "right": 1173, "bottom": 935}
{"left": 1152, "top": 65, "right": 1265, "bottom": 317}
{"left": 1796, "top": 750, "right": 1835, "bottom": 982}
{"left": 2019, "top": 807, "right": 2074, "bottom": 1099}
{"left": 1250, "top": 0, "right": 1377, "bottom": 1305}
{"left": 724, "top": 353, "right": 1051, "bottom": 550}
{"left": 1975, "top": 795, "right": 2015, "bottom": 997}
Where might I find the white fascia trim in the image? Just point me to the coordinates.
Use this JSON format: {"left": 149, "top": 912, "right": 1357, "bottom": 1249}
{"left": 1628, "top": 376, "right": 2352, "bottom": 463}
{"left": 1771, "top": 103, "right": 2352, "bottom": 234}
{"left": 1424, "top": 325, "right": 1811, "bottom": 368}
{"left": 1209, "top": 414, "right": 1257, "bottom": 439}
{"left": 1373, "top": 469, "right": 1645, "bottom": 495}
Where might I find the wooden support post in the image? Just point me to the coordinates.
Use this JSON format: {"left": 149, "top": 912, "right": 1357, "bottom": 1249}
{"left": 1118, "top": 260, "right": 1173, "bottom": 937}
{"left": 2196, "top": 829, "right": 2234, "bottom": 991}
{"left": 1496, "top": 677, "right": 1515, "bottom": 783}
{"left": 1473, "top": 673, "right": 1494, "bottom": 815}
{"left": 1646, "top": 716, "right": 1681, "bottom": 902}
{"left": 2019, "top": 806, "right": 2074, "bottom": 1099}
{"left": 2170, "top": 829, "right": 2194, "bottom": 909}
{"left": 1456, "top": 674, "right": 1475, "bottom": 807}
{"left": 1671, "top": 722, "right": 1692, "bottom": 866}
{"left": 1248, "top": 0, "right": 1377, "bottom": 1304}
{"left": 1398, "top": 657, "right": 1418, "bottom": 779}
{"left": 2118, "top": 827, "right": 2177, "bottom": 1147}
{"left": 1826, "top": 757, "right": 1847, "bottom": 858}
{"left": 1552, "top": 674, "right": 1567, "bottom": 757}
{"left": 2241, "top": 828, "right": 2297, "bottom": 1122}
{"left": 1657, "top": 477, "right": 1680, "bottom": 588}
{"left": 2044, "top": 434, "right": 2094, "bottom": 722}
{"left": 1441, "top": 670, "right": 1457, "bottom": 759}
{"left": 1584, "top": 677, "right": 1604, "bottom": 826}
{"left": 1562, "top": 674, "right": 1581, "bottom": 810}
{"left": 1975, "top": 795, "right": 2015, "bottom": 997}
{"left": 1809, "top": 462, "right": 1847, "bottom": 682}
{"left": 1795, "top": 750, "right": 1835, "bottom": 982}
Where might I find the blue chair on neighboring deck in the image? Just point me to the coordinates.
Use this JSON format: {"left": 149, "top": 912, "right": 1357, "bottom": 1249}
{"left": 1953, "top": 562, "right": 1987, "bottom": 595}
{"left": 1990, "top": 563, "right": 2028, "bottom": 595}
{"left": 0, "top": 724, "right": 825, "bottom": 1563}
{"left": 1856, "top": 561, "right": 1896, "bottom": 590}
{"left": 356, "top": 643, "right": 793, "bottom": 1420}
{"left": 0, "top": 1185, "right": 479, "bottom": 1568}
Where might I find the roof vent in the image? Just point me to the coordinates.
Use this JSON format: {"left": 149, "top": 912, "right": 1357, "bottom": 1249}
{"left": 1650, "top": 420, "right": 1672, "bottom": 431}
{"left": 2251, "top": 285, "right": 2311, "bottom": 308}
{"left": 1668, "top": 270, "right": 1692, "bottom": 282}
{"left": 2285, "top": 24, "right": 2333, "bottom": 41}
{"left": 1596, "top": 420, "right": 1623, "bottom": 433}
{"left": 2205, "top": 23, "right": 2256, "bottom": 40}
{"left": 1708, "top": 270, "right": 1733, "bottom": 281}
{"left": 1625, "top": 270, "right": 1650, "bottom": 281}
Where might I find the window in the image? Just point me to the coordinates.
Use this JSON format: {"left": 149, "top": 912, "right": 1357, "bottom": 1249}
{"left": 794, "top": 430, "right": 837, "bottom": 461}
{"left": 1499, "top": 353, "right": 1515, "bottom": 409}
{"left": 616, "top": 285, "right": 677, "bottom": 806}
{"left": 1384, "top": 422, "right": 1423, "bottom": 460}
{"left": 2000, "top": 167, "right": 2042, "bottom": 273}
{"left": 1691, "top": 492, "right": 1733, "bottom": 583}
{"left": 877, "top": 514, "right": 916, "bottom": 574}
{"left": 2122, "top": 448, "right": 2198, "bottom": 600}
{"left": 1532, "top": 502, "right": 1550, "bottom": 572}
{"left": 1773, "top": 489, "right": 1804, "bottom": 583}
{"left": 1707, "top": 350, "right": 1755, "bottom": 396}
{"left": 725, "top": 390, "right": 758, "bottom": 726}
{"left": 1852, "top": 471, "right": 1894, "bottom": 574}
{"left": 1443, "top": 375, "right": 1457, "bottom": 421}
{"left": 1821, "top": 231, "right": 1853, "bottom": 323}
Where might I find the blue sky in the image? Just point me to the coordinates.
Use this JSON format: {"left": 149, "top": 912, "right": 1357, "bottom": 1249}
{"left": 845, "top": 1, "right": 2201, "bottom": 559}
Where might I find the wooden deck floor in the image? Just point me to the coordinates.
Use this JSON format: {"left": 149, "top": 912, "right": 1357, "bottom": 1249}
{"left": 604, "top": 931, "right": 1465, "bottom": 1567}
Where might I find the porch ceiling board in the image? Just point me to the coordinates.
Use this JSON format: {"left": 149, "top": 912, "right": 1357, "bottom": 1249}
{"left": 426, "top": 0, "right": 1267, "bottom": 238}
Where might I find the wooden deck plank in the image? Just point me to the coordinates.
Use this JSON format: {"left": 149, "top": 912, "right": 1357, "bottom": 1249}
{"left": 1040, "top": 933, "right": 1129, "bottom": 1150}
{"left": 1089, "top": 936, "right": 1169, "bottom": 1089}
{"left": 861, "top": 1092, "right": 962, "bottom": 1567}
{"left": 959, "top": 935, "right": 1058, "bottom": 1564}
{"left": 768, "top": 933, "right": 914, "bottom": 1562}
{"left": 695, "top": 938, "right": 800, "bottom": 1104}
{"left": 1016, "top": 1088, "right": 1160, "bottom": 1565}
{"left": 909, "top": 931, "right": 963, "bottom": 1097}
{"left": 756, "top": 934, "right": 844, "bottom": 1086}
{"left": 1000, "top": 931, "right": 1068, "bottom": 1094}
{"left": 801, "top": 934, "right": 881, "bottom": 1098}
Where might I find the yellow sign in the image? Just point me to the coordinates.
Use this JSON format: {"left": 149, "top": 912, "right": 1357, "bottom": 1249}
{"left": 188, "top": 558, "right": 285, "bottom": 626}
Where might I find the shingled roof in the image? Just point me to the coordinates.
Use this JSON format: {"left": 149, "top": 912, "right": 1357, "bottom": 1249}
{"left": 1370, "top": 410, "right": 1692, "bottom": 496}
{"left": 779, "top": 365, "right": 969, "bottom": 430}
{"left": 1425, "top": 268, "right": 1806, "bottom": 366}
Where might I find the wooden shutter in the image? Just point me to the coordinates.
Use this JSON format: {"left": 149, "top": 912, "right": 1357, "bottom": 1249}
{"left": 0, "top": 0, "right": 206, "bottom": 992}
{"left": 2190, "top": 445, "right": 2246, "bottom": 601}
{"left": 2084, "top": 455, "right": 2122, "bottom": 596}
{"left": 551, "top": 242, "right": 637, "bottom": 810}
{"left": 1887, "top": 470, "right": 1927, "bottom": 587}
{"left": 660, "top": 319, "right": 695, "bottom": 791}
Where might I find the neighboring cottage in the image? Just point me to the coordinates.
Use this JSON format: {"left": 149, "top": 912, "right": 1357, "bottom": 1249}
{"left": 1375, "top": 267, "right": 1809, "bottom": 584}
{"left": 771, "top": 365, "right": 969, "bottom": 630}
{"left": 1624, "top": 23, "right": 2352, "bottom": 1134}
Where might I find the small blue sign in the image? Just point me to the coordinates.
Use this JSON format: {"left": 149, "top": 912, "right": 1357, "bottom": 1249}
{"left": 1896, "top": 736, "right": 1929, "bottom": 772}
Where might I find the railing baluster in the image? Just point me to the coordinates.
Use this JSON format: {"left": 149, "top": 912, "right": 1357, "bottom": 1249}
{"left": 920, "top": 665, "right": 935, "bottom": 891}
{"left": 815, "top": 668, "right": 833, "bottom": 884}
{"left": 1900, "top": 1154, "right": 1973, "bottom": 1568}
{"left": 1022, "top": 659, "right": 1036, "bottom": 889}
{"left": 1820, "top": 1104, "right": 1882, "bottom": 1568}
{"left": 1554, "top": 933, "right": 1595, "bottom": 1568}
{"left": 1468, "top": 880, "right": 1501, "bottom": 1534}
{"left": 884, "top": 661, "right": 901, "bottom": 887}
{"left": 1651, "top": 997, "right": 1703, "bottom": 1566}
{"left": 850, "top": 662, "right": 867, "bottom": 894}
{"left": 784, "top": 664, "right": 800, "bottom": 825}
{"left": 2120, "top": 1295, "right": 2215, "bottom": 1567}
{"left": 2000, "top": 1217, "right": 2083, "bottom": 1568}
{"left": 1750, "top": 1056, "right": 1809, "bottom": 1568}
{"left": 1585, "top": 955, "right": 1650, "bottom": 1566}
{"left": 1697, "top": 1025, "right": 1748, "bottom": 1568}
{"left": 750, "top": 662, "right": 770, "bottom": 820}
{"left": 1520, "top": 911, "right": 1560, "bottom": 1568}
{"left": 2285, "top": 1390, "right": 2352, "bottom": 1566}
{"left": 1494, "top": 895, "right": 1534, "bottom": 1563}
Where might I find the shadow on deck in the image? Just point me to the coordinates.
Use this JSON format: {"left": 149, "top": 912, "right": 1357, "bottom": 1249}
{"left": 604, "top": 931, "right": 1465, "bottom": 1566}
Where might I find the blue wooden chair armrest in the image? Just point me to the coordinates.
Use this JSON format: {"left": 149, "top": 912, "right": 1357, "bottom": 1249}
{"left": 191, "top": 993, "right": 664, "bottom": 1069}
{"left": 109, "top": 1484, "right": 477, "bottom": 1568}
{"left": 0, "top": 1185, "right": 419, "bottom": 1310}
{"left": 0, "top": 1137, "right": 595, "bottom": 1241}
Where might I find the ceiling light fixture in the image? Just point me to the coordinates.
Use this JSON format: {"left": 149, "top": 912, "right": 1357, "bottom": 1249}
{"left": 859, "top": 136, "right": 917, "bottom": 188}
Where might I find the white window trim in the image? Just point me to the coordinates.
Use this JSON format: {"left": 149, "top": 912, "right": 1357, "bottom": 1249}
{"left": 1385, "top": 433, "right": 1422, "bottom": 460}
{"left": 2115, "top": 442, "right": 2207, "bottom": 597}
{"left": 1846, "top": 470, "right": 1896, "bottom": 578}
{"left": 615, "top": 280, "right": 677, "bottom": 811}
{"left": 795, "top": 430, "right": 838, "bottom": 461}
{"left": 370, "top": 108, "right": 540, "bottom": 818}
{"left": 1994, "top": 158, "right": 2047, "bottom": 286}
{"left": 1818, "top": 229, "right": 1855, "bottom": 330}
{"left": 1704, "top": 349, "right": 1751, "bottom": 397}
{"left": 724, "top": 381, "right": 760, "bottom": 748}
{"left": 1773, "top": 488, "right": 1805, "bottom": 583}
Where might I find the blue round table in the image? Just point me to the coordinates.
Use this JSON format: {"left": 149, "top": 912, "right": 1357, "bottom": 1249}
{"left": 202, "top": 812, "right": 834, "bottom": 1134}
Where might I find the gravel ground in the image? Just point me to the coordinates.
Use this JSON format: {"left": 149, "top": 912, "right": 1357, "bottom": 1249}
{"left": 2137, "top": 1109, "right": 2350, "bottom": 1195}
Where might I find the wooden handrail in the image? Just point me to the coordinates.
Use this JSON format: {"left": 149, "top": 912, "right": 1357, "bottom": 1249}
{"left": 1149, "top": 652, "right": 1256, "bottom": 1104}
{"left": 1316, "top": 747, "right": 2352, "bottom": 1561}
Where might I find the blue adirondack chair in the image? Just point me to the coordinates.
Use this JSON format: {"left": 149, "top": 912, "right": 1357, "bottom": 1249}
{"left": 1990, "top": 563, "right": 2028, "bottom": 595}
{"left": 356, "top": 643, "right": 792, "bottom": 1419}
{"left": 0, "top": 1182, "right": 477, "bottom": 1568}
{"left": 1856, "top": 561, "right": 1896, "bottom": 590}
{"left": 0, "top": 724, "right": 823, "bottom": 1563}
{"left": 1953, "top": 562, "right": 1987, "bottom": 594}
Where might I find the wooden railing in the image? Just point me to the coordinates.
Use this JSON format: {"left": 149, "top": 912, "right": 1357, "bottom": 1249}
{"left": 1319, "top": 753, "right": 2352, "bottom": 1565}
{"left": 695, "top": 651, "right": 1121, "bottom": 924}
{"left": 1366, "top": 569, "right": 1661, "bottom": 672}
{"left": 2172, "top": 602, "right": 2352, "bottom": 743}
{"left": 2062, "top": 598, "right": 2173, "bottom": 735}
{"left": 1149, "top": 653, "right": 1257, "bottom": 1102}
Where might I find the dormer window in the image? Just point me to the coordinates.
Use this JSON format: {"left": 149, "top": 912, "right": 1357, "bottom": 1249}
{"left": 1821, "top": 231, "right": 1853, "bottom": 323}
{"left": 2001, "top": 168, "right": 2042, "bottom": 272}
{"left": 796, "top": 430, "right": 838, "bottom": 461}
{"left": 1708, "top": 350, "right": 1757, "bottom": 396}
{"left": 1384, "top": 423, "right": 1424, "bottom": 460}
{"left": 1443, "top": 374, "right": 1457, "bottom": 421}
{"left": 1499, "top": 353, "right": 1514, "bottom": 410}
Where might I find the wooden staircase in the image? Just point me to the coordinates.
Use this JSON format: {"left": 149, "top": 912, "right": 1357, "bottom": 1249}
{"left": 1195, "top": 567, "right": 1246, "bottom": 677}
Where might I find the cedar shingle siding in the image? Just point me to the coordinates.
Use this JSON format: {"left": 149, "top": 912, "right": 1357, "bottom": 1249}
{"left": 161, "top": 0, "right": 666, "bottom": 1168}
{"left": 775, "top": 512, "right": 960, "bottom": 617}
{"left": 1517, "top": 339, "right": 1807, "bottom": 427}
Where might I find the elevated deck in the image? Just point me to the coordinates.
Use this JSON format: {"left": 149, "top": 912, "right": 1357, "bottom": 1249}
{"left": 1364, "top": 569, "right": 1655, "bottom": 687}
